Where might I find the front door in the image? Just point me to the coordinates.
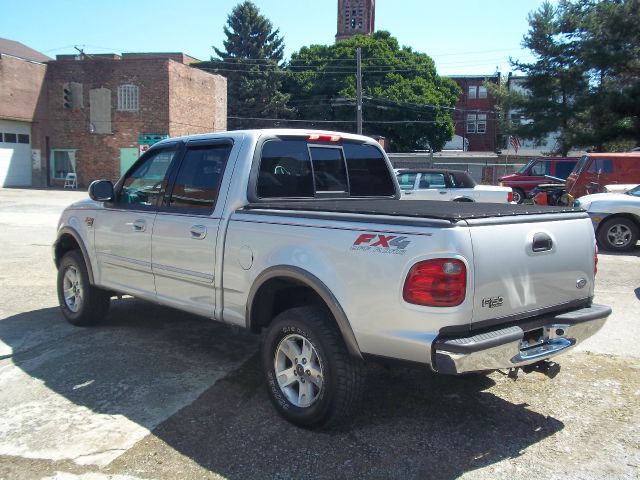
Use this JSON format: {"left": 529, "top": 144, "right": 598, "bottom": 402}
{"left": 94, "top": 146, "right": 180, "bottom": 298}
{"left": 151, "top": 140, "right": 233, "bottom": 317}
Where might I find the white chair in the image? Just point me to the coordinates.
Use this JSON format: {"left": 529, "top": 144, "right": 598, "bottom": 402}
{"left": 63, "top": 172, "right": 77, "bottom": 189}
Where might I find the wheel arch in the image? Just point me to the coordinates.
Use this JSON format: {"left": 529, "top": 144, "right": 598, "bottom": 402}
{"left": 596, "top": 213, "right": 640, "bottom": 235}
{"left": 54, "top": 227, "right": 95, "bottom": 284}
{"left": 452, "top": 196, "right": 474, "bottom": 202}
{"left": 247, "top": 265, "right": 362, "bottom": 359}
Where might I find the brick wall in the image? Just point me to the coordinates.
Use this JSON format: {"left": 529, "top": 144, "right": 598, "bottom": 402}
{"left": 32, "top": 57, "right": 226, "bottom": 187}
{"left": 0, "top": 54, "right": 46, "bottom": 122}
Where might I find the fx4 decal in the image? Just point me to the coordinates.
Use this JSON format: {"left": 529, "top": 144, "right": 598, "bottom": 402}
{"left": 351, "top": 233, "right": 412, "bottom": 255}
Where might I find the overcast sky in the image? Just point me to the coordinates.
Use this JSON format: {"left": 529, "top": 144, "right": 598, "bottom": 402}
{"left": 4, "top": 0, "right": 552, "bottom": 76}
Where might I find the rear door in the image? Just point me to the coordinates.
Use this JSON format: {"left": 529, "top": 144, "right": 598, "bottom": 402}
{"left": 151, "top": 139, "right": 233, "bottom": 317}
{"left": 415, "top": 172, "right": 450, "bottom": 200}
{"left": 468, "top": 215, "right": 595, "bottom": 324}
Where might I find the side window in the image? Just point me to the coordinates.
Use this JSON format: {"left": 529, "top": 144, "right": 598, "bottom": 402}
{"left": 257, "top": 140, "right": 314, "bottom": 198}
{"left": 419, "top": 173, "right": 447, "bottom": 189}
{"left": 397, "top": 173, "right": 417, "bottom": 190}
{"left": 118, "top": 148, "right": 177, "bottom": 208}
{"left": 588, "top": 159, "right": 613, "bottom": 174}
{"left": 168, "top": 144, "right": 231, "bottom": 213}
{"left": 309, "top": 147, "right": 348, "bottom": 192}
{"left": 555, "top": 161, "right": 576, "bottom": 179}
{"left": 530, "top": 161, "right": 550, "bottom": 176}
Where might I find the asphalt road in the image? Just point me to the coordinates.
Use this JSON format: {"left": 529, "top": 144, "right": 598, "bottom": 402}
{"left": 0, "top": 188, "right": 638, "bottom": 480}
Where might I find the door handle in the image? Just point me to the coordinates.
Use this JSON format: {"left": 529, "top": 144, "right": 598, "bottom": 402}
{"left": 132, "top": 219, "right": 146, "bottom": 232}
{"left": 190, "top": 225, "right": 207, "bottom": 239}
{"left": 439, "top": 190, "right": 448, "bottom": 195}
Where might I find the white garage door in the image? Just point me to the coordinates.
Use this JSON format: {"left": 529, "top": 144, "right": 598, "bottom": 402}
{"left": 0, "top": 119, "right": 32, "bottom": 187}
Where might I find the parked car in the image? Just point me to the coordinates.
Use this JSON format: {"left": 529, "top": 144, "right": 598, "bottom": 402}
{"left": 499, "top": 157, "right": 579, "bottom": 203}
{"left": 53, "top": 129, "right": 608, "bottom": 429}
{"left": 397, "top": 169, "right": 513, "bottom": 203}
{"left": 603, "top": 184, "right": 639, "bottom": 193}
{"left": 533, "top": 152, "right": 640, "bottom": 206}
{"left": 574, "top": 184, "right": 640, "bottom": 251}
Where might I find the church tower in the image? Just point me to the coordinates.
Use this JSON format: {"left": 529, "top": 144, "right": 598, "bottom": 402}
{"left": 336, "top": 0, "right": 375, "bottom": 41}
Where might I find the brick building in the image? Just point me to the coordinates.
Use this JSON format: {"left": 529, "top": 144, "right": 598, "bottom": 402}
{"left": 446, "top": 74, "right": 500, "bottom": 152}
{"left": 0, "top": 38, "right": 50, "bottom": 187}
{"left": 36, "top": 52, "right": 226, "bottom": 188}
{"left": 336, "top": 0, "right": 375, "bottom": 41}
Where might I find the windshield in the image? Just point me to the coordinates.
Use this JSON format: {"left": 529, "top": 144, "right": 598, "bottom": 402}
{"left": 516, "top": 159, "right": 536, "bottom": 174}
{"left": 626, "top": 185, "right": 640, "bottom": 197}
{"left": 571, "top": 155, "right": 590, "bottom": 175}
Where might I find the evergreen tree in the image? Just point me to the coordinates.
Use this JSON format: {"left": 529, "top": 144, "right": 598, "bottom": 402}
{"left": 197, "top": 1, "right": 293, "bottom": 130}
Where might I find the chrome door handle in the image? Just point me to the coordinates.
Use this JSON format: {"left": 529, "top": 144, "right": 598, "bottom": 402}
{"left": 132, "top": 219, "right": 146, "bottom": 232}
{"left": 190, "top": 225, "right": 207, "bottom": 239}
{"left": 439, "top": 191, "right": 448, "bottom": 195}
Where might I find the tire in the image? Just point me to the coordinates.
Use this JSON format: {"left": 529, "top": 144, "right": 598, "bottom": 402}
{"left": 512, "top": 188, "right": 525, "bottom": 204}
{"left": 57, "top": 250, "right": 111, "bottom": 326}
{"left": 262, "top": 306, "right": 364, "bottom": 429}
{"left": 597, "top": 217, "right": 639, "bottom": 252}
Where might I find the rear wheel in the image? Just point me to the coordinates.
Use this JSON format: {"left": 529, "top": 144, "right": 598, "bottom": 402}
{"left": 597, "top": 217, "right": 639, "bottom": 252}
{"left": 262, "top": 306, "right": 364, "bottom": 429}
{"left": 512, "top": 188, "right": 525, "bottom": 204}
{"left": 57, "top": 251, "right": 111, "bottom": 325}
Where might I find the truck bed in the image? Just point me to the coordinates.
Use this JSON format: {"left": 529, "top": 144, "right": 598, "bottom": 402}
{"left": 243, "top": 199, "right": 583, "bottom": 222}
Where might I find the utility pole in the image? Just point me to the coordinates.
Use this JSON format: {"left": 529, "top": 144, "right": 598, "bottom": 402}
{"left": 356, "top": 47, "right": 363, "bottom": 135}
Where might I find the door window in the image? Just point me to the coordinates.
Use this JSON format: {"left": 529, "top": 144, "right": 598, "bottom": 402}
{"left": 167, "top": 144, "right": 232, "bottom": 214}
{"left": 117, "top": 148, "right": 177, "bottom": 209}
{"left": 555, "top": 161, "right": 577, "bottom": 179}
{"left": 419, "top": 173, "right": 447, "bottom": 189}
{"left": 587, "top": 159, "right": 614, "bottom": 174}
{"left": 530, "top": 161, "right": 550, "bottom": 176}
{"left": 397, "top": 173, "right": 417, "bottom": 190}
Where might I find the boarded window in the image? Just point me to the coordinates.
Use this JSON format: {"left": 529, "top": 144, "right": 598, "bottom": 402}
{"left": 90, "top": 88, "right": 112, "bottom": 134}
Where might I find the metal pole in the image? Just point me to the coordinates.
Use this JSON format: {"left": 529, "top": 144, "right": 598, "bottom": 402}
{"left": 356, "top": 47, "right": 363, "bottom": 135}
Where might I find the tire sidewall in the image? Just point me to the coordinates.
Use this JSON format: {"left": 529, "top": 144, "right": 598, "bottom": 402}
{"left": 598, "top": 218, "right": 639, "bottom": 252}
{"left": 262, "top": 311, "right": 334, "bottom": 427}
{"left": 513, "top": 188, "right": 525, "bottom": 204}
{"left": 57, "top": 251, "right": 91, "bottom": 325}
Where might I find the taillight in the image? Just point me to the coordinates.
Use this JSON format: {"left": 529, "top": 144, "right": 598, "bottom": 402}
{"left": 308, "top": 134, "right": 341, "bottom": 142}
{"left": 508, "top": 191, "right": 514, "bottom": 203}
{"left": 403, "top": 259, "right": 467, "bottom": 307}
{"left": 594, "top": 245, "right": 598, "bottom": 275}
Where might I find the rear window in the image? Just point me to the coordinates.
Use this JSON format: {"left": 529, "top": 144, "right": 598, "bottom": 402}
{"left": 257, "top": 139, "right": 395, "bottom": 198}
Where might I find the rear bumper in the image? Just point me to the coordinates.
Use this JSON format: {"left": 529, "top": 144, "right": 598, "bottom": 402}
{"left": 433, "top": 304, "right": 611, "bottom": 374}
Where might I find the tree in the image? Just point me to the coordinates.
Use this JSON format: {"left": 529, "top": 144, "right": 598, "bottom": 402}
{"left": 509, "top": 0, "right": 640, "bottom": 154}
{"left": 196, "top": 1, "right": 293, "bottom": 130}
{"left": 283, "top": 32, "right": 460, "bottom": 151}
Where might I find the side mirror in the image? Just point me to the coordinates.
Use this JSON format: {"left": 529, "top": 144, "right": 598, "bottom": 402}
{"left": 88, "top": 179, "right": 114, "bottom": 202}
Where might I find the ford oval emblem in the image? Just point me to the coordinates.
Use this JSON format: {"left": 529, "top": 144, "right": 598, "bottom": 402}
{"left": 576, "top": 278, "right": 587, "bottom": 289}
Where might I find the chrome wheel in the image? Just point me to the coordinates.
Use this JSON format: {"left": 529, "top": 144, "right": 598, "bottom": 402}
{"left": 62, "top": 265, "right": 84, "bottom": 313}
{"left": 606, "top": 224, "right": 633, "bottom": 248}
{"left": 274, "top": 334, "right": 324, "bottom": 408}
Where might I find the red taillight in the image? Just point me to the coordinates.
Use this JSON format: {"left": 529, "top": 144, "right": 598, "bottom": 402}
{"left": 403, "top": 259, "right": 467, "bottom": 307}
{"left": 308, "top": 134, "right": 341, "bottom": 142}
{"left": 508, "top": 191, "right": 514, "bottom": 203}
{"left": 594, "top": 245, "right": 598, "bottom": 275}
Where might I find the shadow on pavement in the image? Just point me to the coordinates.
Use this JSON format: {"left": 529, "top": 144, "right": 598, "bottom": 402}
{"left": 0, "top": 301, "right": 564, "bottom": 479}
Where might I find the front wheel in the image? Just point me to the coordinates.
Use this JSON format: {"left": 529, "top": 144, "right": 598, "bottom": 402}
{"left": 512, "top": 188, "right": 525, "bottom": 204}
{"left": 57, "top": 251, "right": 111, "bottom": 326}
{"left": 597, "top": 217, "right": 639, "bottom": 252}
{"left": 262, "top": 306, "right": 364, "bottom": 429}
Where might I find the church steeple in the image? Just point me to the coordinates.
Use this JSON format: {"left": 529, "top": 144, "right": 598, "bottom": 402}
{"left": 336, "top": 0, "right": 375, "bottom": 41}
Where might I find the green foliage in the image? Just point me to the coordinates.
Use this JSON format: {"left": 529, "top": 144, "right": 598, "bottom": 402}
{"left": 510, "top": 0, "right": 640, "bottom": 154}
{"left": 196, "top": 1, "right": 293, "bottom": 130}
{"left": 283, "top": 32, "right": 460, "bottom": 151}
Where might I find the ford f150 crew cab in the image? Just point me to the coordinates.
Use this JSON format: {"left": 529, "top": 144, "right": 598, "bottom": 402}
{"left": 53, "top": 129, "right": 610, "bottom": 429}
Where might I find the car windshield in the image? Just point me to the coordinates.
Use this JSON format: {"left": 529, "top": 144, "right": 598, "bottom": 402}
{"left": 625, "top": 185, "right": 640, "bottom": 197}
{"left": 516, "top": 159, "right": 536, "bottom": 174}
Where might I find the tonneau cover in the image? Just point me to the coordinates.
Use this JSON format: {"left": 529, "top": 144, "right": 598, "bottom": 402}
{"left": 243, "top": 199, "right": 582, "bottom": 222}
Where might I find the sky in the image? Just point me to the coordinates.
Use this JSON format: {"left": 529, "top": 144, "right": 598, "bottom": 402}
{"left": 3, "top": 0, "right": 553, "bottom": 76}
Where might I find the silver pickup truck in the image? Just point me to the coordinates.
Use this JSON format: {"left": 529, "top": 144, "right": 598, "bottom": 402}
{"left": 53, "top": 129, "right": 610, "bottom": 429}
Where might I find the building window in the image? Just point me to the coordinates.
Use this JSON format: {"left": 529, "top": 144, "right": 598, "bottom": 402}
{"left": 51, "top": 150, "right": 77, "bottom": 181}
{"left": 18, "top": 134, "right": 30, "bottom": 144}
{"left": 117, "top": 84, "right": 139, "bottom": 112}
{"left": 477, "top": 113, "right": 487, "bottom": 133}
{"left": 479, "top": 86, "right": 488, "bottom": 99}
{"left": 466, "top": 114, "right": 477, "bottom": 133}
{"left": 468, "top": 86, "right": 477, "bottom": 99}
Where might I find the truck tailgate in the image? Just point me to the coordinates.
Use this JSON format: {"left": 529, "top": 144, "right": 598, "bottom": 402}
{"left": 468, "top": 214, "right": 596, "bottom": 324}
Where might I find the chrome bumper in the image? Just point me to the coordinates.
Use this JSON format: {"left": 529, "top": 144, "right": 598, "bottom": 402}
{"left": 433, "top": 304, "right": 611, "bottom": 375}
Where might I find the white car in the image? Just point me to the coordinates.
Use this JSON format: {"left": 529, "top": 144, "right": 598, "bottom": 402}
{"left": 575, "top": 184, "right": 640, "bottom": 251}
{"left": 397, "top": 169, "right": 513, "bottom": 203}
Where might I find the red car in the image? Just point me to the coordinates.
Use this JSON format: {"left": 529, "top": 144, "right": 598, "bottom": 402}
{"left": 499, "top": 157, "right": 579, "bottom": 203}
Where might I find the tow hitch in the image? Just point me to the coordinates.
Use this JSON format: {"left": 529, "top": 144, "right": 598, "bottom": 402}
{"left": 506, "top": 360, "right": 561, "bottom": 380}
